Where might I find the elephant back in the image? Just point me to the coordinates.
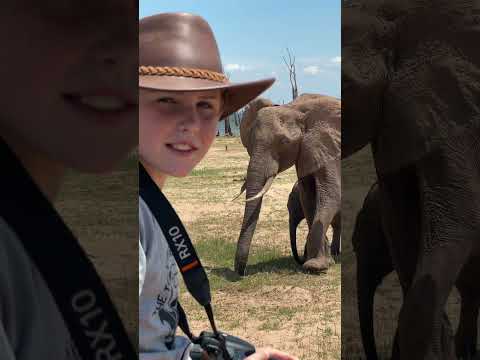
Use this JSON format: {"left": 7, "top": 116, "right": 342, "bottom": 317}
{"left": 287, "top": 93, "right": 338, "bottom": 114}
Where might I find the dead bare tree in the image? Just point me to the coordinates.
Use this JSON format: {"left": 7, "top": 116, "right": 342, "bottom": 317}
{"left": 282, "top": 48, "right": 298, "bottom": 100}
{"left": 222, "top": 71, "right": 234, "bottom": 136}
{"left": 233, "top": 109, "right": 242, "bottom": 128}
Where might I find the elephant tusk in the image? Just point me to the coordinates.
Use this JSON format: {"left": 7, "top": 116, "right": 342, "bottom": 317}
{"left": 231, "top": 181, "right": 247, "bottom": 201}
{"left": 245, "top": 176, "right": 275, "bottom": 202}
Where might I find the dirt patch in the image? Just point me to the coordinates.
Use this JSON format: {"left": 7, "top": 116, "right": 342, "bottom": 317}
{"left": 56, "top": 155, "right": 138, "bottom": 343}
{"left": 258, "top": 285, "right": 314, "bottom": 303}
{"left": 168, "top": 137, "right": 340, "bottom": 360}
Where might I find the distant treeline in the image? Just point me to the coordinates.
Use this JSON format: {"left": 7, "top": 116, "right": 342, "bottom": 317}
{"left": 217, "top": 108, "right": 245, "bottom": 136}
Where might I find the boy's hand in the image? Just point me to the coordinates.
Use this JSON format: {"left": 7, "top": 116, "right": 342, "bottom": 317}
{"left": 245, "top": 347, "right": 298, "bottom": 360}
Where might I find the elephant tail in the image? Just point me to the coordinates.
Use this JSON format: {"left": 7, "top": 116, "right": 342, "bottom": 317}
{"left": 290, "top": 215, "right": 305, "bottom": 265}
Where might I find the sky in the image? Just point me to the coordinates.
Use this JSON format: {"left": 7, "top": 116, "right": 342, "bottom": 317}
{"left": 139, "top": 1, "right": 341, "bottom": 103}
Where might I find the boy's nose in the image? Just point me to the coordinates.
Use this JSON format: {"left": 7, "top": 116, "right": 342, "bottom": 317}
{"left": 178, "top": 108, "right": 202, "bottom": 133}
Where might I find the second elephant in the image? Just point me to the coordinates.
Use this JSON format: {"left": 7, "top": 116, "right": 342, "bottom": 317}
{"left": 288, "top": 181, "right": 341, "bottom": 265}
{"left": 353, "top": 183, "right": 480, "bottom": 360}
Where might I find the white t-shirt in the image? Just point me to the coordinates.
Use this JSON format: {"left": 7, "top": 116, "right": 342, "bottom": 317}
{"left": 0, "top": 217, "right": 81, "bottom": 359}
{"left": 139, "top": 197, "right": 192, "bottom": 360}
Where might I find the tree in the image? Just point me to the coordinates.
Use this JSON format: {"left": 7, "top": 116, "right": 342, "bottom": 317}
{"left": 224, "top": 114, "right": 233, "bottom": 136}
{"left": 233, "top": 108, "right": 243, "bottom": 128}
{"left": 223, "top": 71, "right": 234, "bottom": 136}
{"left": 282, "top": 48, "right": 298, "bottom": 100}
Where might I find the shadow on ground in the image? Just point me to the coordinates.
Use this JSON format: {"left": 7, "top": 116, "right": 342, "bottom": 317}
{"left": 209, "top": 256, "right": 330, "bottom": 282}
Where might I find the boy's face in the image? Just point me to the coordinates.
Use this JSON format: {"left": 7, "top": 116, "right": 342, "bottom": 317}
{"left": 0, "top": 1, "right": 138, "bottom": 173}
{"left": 139, "top": 89, "right": 223, "bottom": 177}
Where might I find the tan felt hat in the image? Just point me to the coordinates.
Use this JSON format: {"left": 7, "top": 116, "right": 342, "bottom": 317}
{"left": 139, "top": 12, "right": 275, "bottom": 119}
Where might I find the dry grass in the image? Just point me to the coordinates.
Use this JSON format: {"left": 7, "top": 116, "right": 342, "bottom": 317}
{"left": 55, "top": 152, "right": 138, "bottom": 344}
{"left": 164, "top": 137, "right": 341, "bottom": 360}
{"left": 53, "top": 137, "right": 341, "bottom": 358}
{"left": 341, "top": 146, "right": 477, "bottom": 359}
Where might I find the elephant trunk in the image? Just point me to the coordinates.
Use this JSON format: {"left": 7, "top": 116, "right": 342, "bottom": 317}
{"left": 289, "top": 212, "right": 305, "bottom": 265}
{"left": 234, "top": 155, "right": 278, "bottom": 275}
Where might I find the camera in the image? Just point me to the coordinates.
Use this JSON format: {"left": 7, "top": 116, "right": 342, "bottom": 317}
{"left": 189, "top": 331, "right": 256, "bottom": 360}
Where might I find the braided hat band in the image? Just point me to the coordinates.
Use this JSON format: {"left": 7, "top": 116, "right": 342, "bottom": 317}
{"left": 139, "top": 66, "right": 228, "bottom": 83}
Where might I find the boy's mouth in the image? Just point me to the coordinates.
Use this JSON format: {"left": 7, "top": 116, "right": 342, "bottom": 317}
{"left": 63, "top": 93, "right": 137, "bottom": 113}
{"left": 166, "top": 143, "right": 198, "bottom": 154}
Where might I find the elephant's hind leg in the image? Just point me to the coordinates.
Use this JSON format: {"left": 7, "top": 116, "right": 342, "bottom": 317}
{"left": 300, "top": 169, "right": 340, "bottom": 272}
{"left": 331, "top": 211, "right": 341, "bottom": 257}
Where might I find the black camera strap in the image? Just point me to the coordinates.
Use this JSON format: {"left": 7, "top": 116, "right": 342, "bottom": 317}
{"left": 0, "top": 140, "right": 137, "bottom": 359}
{"left": 139, "top": 163, "right": 219, "bottom": 338}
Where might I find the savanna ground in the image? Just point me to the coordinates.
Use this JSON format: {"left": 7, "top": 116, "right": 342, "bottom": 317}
{"left": 55, "top": 137, "right": 341, "bottom": 359}
{"left": 342, "top": 146, "right": 478, "bottom": 359}
{"left": 165, "top": 137, "right": 340, "bottom": 360}
{"left": 56, "top": 153, "right": 138, "bottom": 343}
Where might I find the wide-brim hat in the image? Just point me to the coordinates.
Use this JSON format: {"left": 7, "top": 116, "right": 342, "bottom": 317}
{"left": 139, "top": 13, "right": 275, "bottom": 119}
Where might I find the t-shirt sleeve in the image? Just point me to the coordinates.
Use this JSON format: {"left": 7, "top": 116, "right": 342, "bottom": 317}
{"left": 139, "top": 237, "right": 146, "bottom": 296}
{"left": 0, "top": 322, "right": 15, "bottom": 360}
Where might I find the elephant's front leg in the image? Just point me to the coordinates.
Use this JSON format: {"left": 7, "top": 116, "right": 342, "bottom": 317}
{"left": 398, "top": 159, "right": 479, "bottom": 360}
{"left": 455, "top": 291, "right": 479, "bottom": 359}
{"left": 398, "top": 244, "right": 464, "bottom": 360}
{"left": 331, "top": 212, "right": 341, "bottom": 257}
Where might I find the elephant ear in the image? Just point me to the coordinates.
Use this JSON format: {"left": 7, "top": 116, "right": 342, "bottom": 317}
{"left": 240, "top": 98, "right": 274, "bottom": 155}
{"left": 342, "top": 4, "right": 395, "bottom": 159}
{"left": 373, "top": 3, "right": 480, "bottom": 175}
{"left": 296, "top": 98, "right": 341, "bottom": 179}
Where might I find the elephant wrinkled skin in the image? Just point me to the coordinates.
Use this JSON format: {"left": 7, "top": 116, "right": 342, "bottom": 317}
{"left": 234, "top": 94, "right": 341, "bottom": 275}
{"left": 287, "top": 181, "right": 341, "bottom": 266}
{"left": 352, "top": 183, "right": 480, "bottom": 360}
{"left": 343, "top": 1, "right": 480, "bottom": 358}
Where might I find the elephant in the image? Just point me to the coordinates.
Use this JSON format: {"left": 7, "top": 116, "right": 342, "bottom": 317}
{"left": 455, "top": 259, "right": 480, "bottom": 360}
{"left": 351, "top": 182, "right": 394, "bottom": 360}
{"left": 287, "top": 181, "right": 341, "bottom": 265}
{"left": 233, "top": 93, "right": 341, "bottom": 275}
{"left": 343, "top": 1, "right": 480, "bottom": 358}
{"left": 352, "top": 183, "right": 480, "bottom": 359}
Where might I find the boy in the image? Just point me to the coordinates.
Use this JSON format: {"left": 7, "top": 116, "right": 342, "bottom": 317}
{"left": 0, "top": 1, "right": 137, "bottom": 359}
{"left": 138, "top": 12, "right": 297, "bottom": 360}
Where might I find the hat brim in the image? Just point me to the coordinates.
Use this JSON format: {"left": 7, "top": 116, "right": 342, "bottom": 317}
{"left": 139, "top": 76, "right": 275, "bottom": 119}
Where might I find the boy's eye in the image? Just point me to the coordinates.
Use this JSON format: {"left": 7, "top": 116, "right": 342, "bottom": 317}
{"left": 198, "top": 101, "right": 214, "bottom": 109}
{"left": 156, "top": 97, "right": 177, "bottom": 104}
